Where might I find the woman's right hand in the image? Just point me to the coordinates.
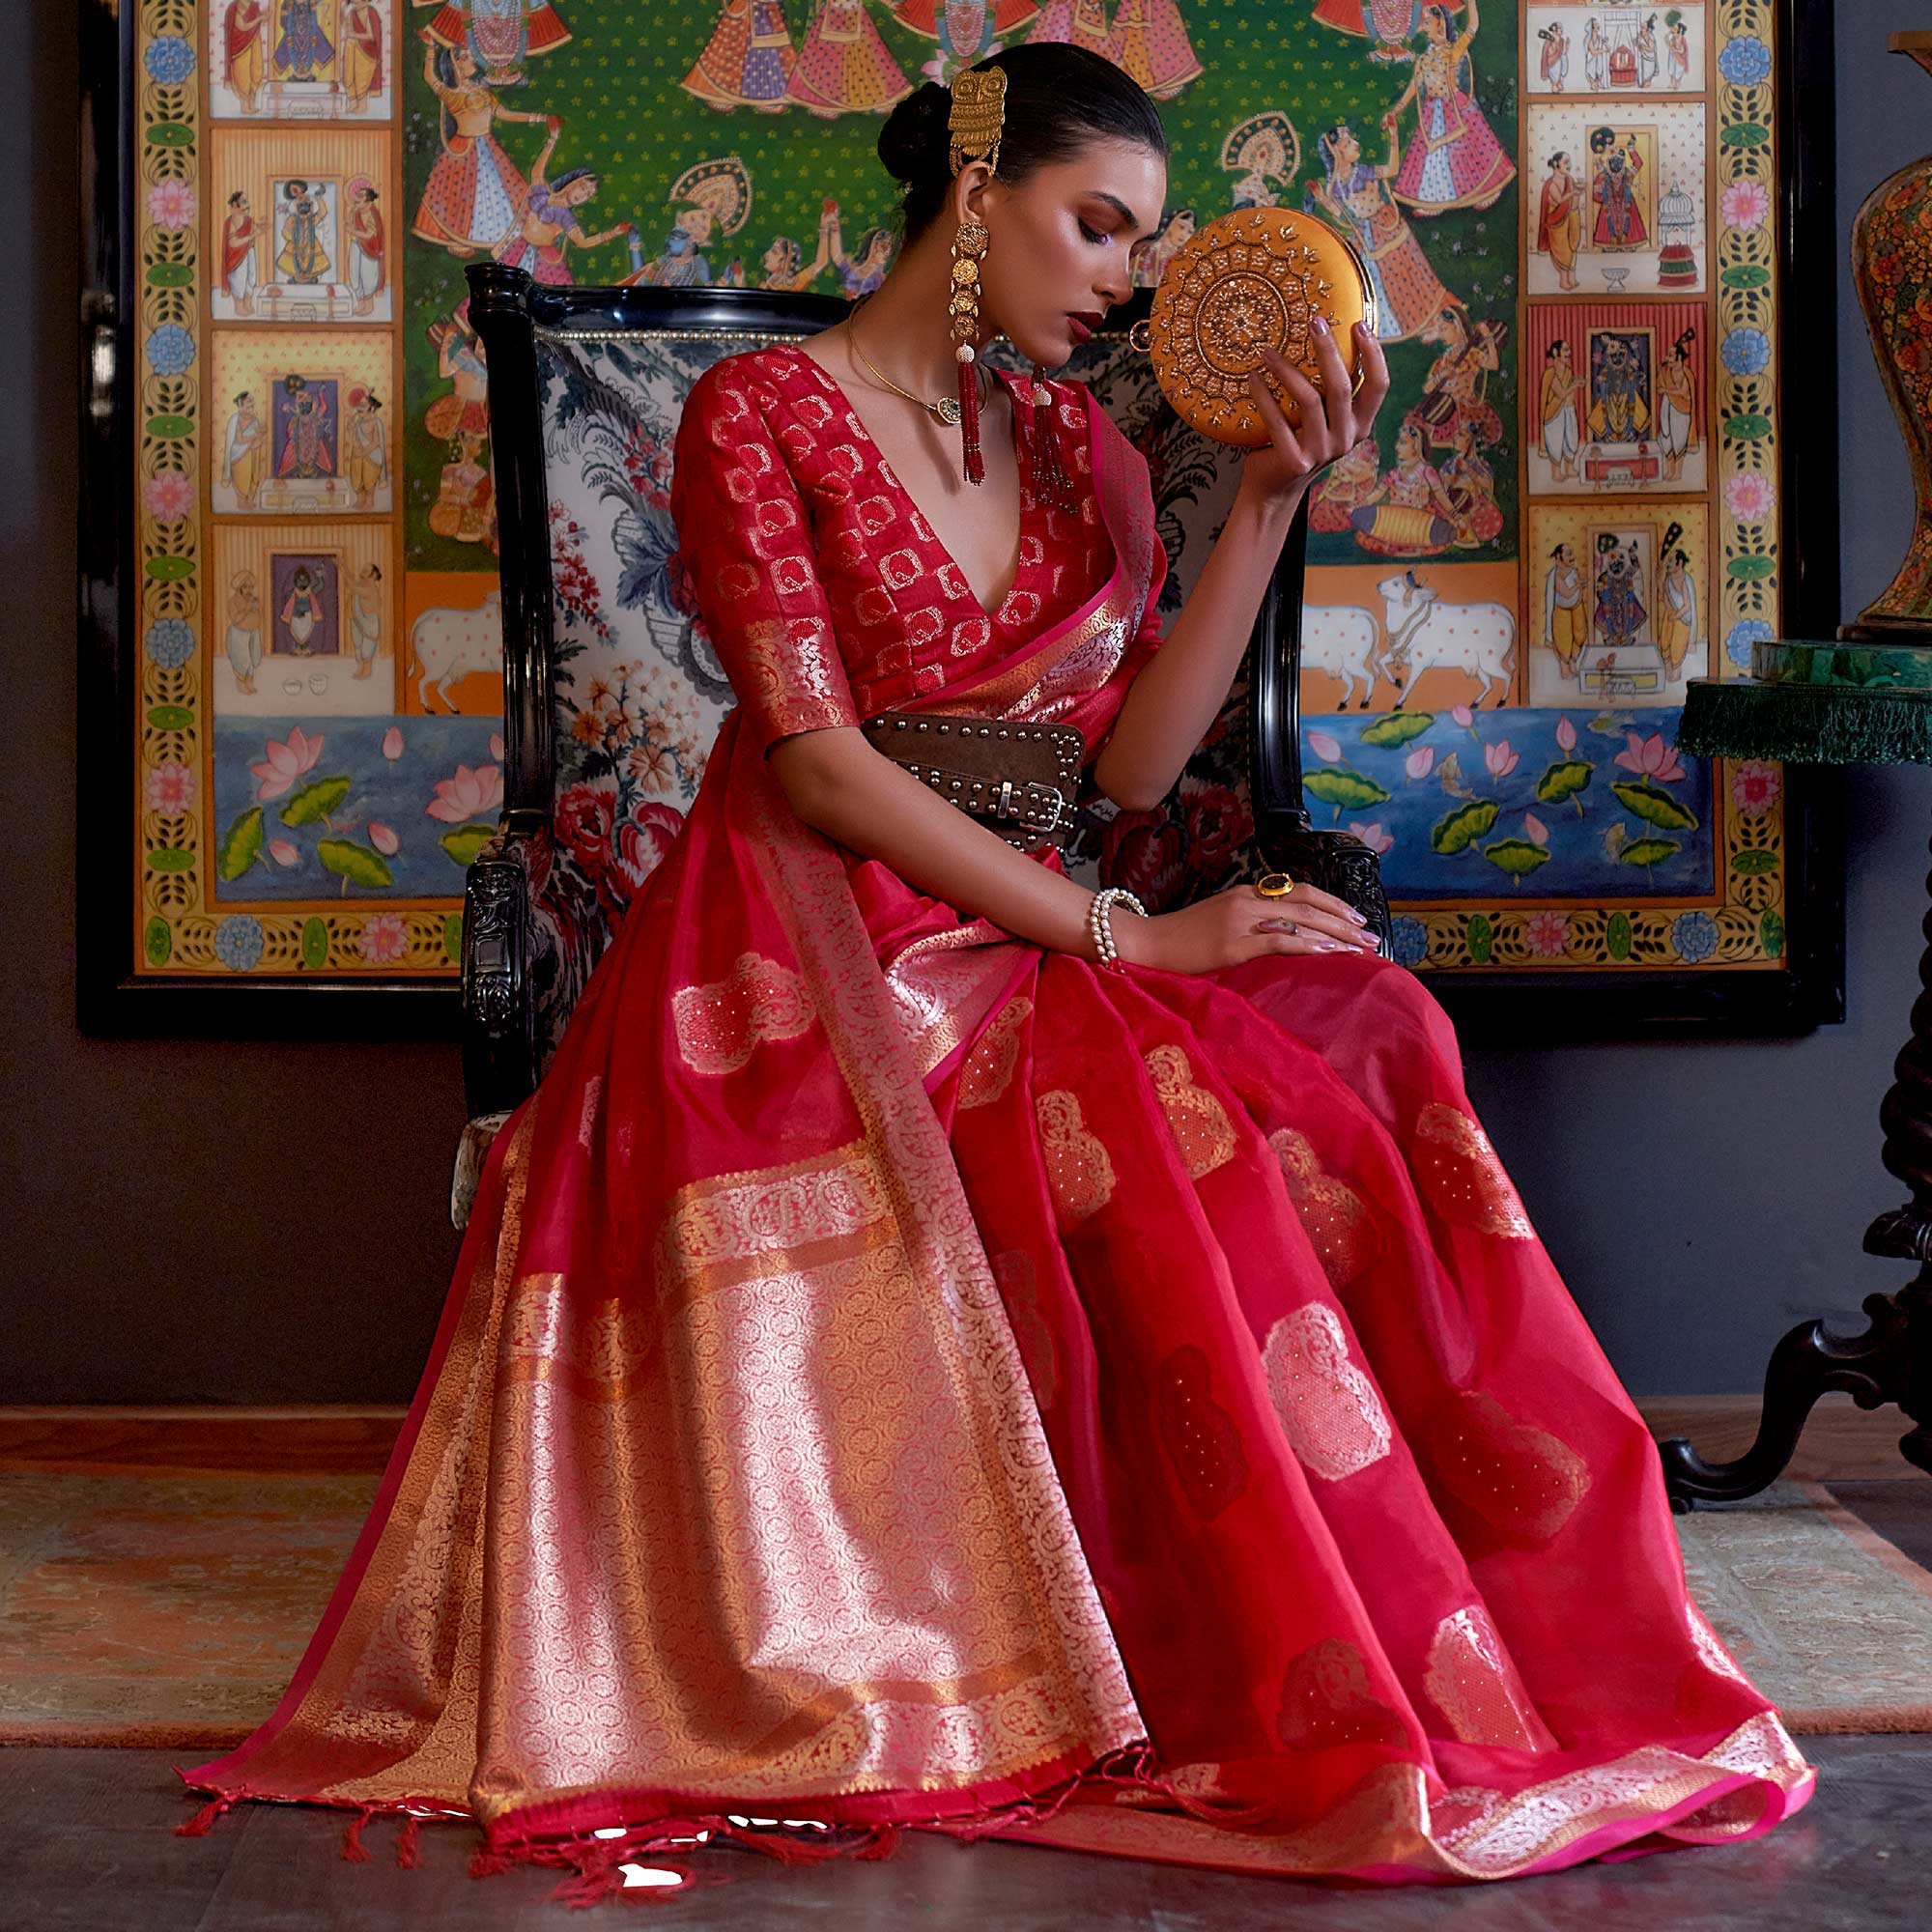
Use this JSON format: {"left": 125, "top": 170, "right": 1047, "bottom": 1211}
{"left": 1110, "top": 881, "right": 1380, "bottom": 975}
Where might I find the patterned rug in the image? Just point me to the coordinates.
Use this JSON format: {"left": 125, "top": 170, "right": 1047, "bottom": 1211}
{"left": 0, "top": 1470, "right": 1927, "bottom": 1746}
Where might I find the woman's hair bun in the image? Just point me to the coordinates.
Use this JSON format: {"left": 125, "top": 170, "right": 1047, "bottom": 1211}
{"left": 878, "top": 81, "right": 951, "bottom": 185}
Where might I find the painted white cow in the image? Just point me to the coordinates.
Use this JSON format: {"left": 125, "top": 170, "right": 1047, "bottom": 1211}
{"left": 1301, "top": 602, "right": 1384, "bottom": 710}
{"left": 1375, "top": 572, "right": 1516, "bottom": 709}
{"left": 409, "top": 589, "right": 503, "bottom": 714}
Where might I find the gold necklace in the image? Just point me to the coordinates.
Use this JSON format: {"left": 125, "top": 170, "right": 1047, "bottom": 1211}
{"left": 848, "top": 295, "right": 981, "bottom": 429}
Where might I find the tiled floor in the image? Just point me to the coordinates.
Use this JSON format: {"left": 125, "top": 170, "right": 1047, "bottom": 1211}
{"left": 3, "top": 1732, "right": 1920, "bottom": 1931}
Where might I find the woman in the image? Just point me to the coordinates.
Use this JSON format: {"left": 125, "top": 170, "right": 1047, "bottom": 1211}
{"left": 1306, "top": 119, "right": 1461, "bottom": 345}
{"left": 1384, "top": 2, "right": 1516, "bottom": 215}
{"left": 412, "top": 31, "right": 545, "bottom": 256}
{"left": 1348, "top": 412, "right": 1462, "bottom": 555}
{"left": 180, "top": 44, "right": 1813, "bottom": 1894}
{"left": 492, "top": 124, "right": 636, "bottom": 287}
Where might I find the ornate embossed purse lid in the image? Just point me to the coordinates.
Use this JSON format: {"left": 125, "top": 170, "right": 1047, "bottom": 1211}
{"left": 1130, "top": 208, "right": 1378, "bottom": 447}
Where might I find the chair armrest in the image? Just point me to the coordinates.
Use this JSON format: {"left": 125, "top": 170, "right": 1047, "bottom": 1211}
{"left": 1256, "top": 823, "right": 1393, "bottom": 955}
{"left": 462, "top": 811, "right": 547, "bottom": 1120}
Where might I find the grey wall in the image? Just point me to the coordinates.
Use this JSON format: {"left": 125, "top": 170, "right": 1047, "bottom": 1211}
{"left": 3, "top": 6, "right": 1923, "bottom": 1403}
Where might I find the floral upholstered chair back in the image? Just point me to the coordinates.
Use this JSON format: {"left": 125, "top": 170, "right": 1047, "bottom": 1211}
{"left": 526, "top": 323, "right": 1265, "bottom": 1072}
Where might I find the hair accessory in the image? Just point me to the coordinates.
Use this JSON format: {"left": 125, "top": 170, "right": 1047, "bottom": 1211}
{"left": 947, "top": 66, "right": 1009, "bottom": 179}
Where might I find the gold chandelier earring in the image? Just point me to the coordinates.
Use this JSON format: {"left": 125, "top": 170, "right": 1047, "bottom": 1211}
{"left": 945, "top": 69, "right": 1005, "bottom": 487}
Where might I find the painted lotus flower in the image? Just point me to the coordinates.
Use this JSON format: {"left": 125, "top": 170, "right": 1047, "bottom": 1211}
{"left": 368, "top": 821, "right": 400, "bottom": 858}
{"left": 1482, "top": 739, "right": 1520, "bottom": 781}
{"left": 1347, "top": 820, "right": 1394, "bottom": 856}
{"left": 1523, "top": 812, "right": 1549, "bottom": 848}
{"left": 382, "top": 725, "right": 405, "bottom": 762}
{"left": 1612, "top": 730, "right": 1687, "bottom": 782}
{"left": 1452, "top": 704, "right": 1475, "bottom": 730}
{"left": 1672, "top": 910, "right": 1719, "bottom": 963}
{"left": 426, "top": 762, "right": 503, "bottom": 824}
{"left": 1523, "top": 912, "right": 1569, "bottom": 958}
{"left": 1719, "top": 179, "right": 1770, "bottom": 233}
{"left": 1725, "top": 617, "right": 1774, "bottom": 669}
{"left": 143, "top": 761, "right": 195, "bottom": 814}
{"left": 269, "top": 838, "right": 300, "bottom": 867}
{"left": 146, "top": 180, "right": 196, "bottom": 231}
{"left": 1308, "top": 730, "right": 1343, "bottom": 765}
{"left": 358, "top": 912, "right": 410, "bottom": 964}
{"left": 1720, "top": 328, "right": 1770, "bottom": 378}
{"left": 490, "top": 731, "right": 507, "bottom": 764}
{"left": 1555, "top": 716, "right": 1577, "bottom": 753}
{"left": 1731, "top": 761, "right": 1781, "bottom": 817}
{"left": 250, "top": 725, "right": 325, "bottom": 803}
{"left": 1724, "top": 470, "right": 1776, "bottom": 523}
{"left": 1405, "top": 745, "right": 1435, "bottom": 781}
{"left": 144, "top": 469, "right": 194, "bottom": 524}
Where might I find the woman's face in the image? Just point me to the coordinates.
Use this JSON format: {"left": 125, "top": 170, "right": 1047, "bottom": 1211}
{"left": 1331, "top": 126, "right": 1361, "bottom": 169}
{"left": 978, "top": 137, "right": 1168, "bottom": 367}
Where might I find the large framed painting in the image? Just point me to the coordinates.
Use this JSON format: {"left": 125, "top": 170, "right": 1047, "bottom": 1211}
{"left": 80, "top": 0, "right": 1839, "bottom": 1034}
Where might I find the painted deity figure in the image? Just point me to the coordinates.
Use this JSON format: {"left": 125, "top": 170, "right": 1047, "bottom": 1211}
{"left": 273, "top": 0, "right": 335, "bottom": 81}
{"left": 1384, "top": 2, "right": 1516, "bottom": 216}
{"left": 419, "top": 1, "right": 573, "bottom": 87}
{"left": 785, "top": 0, "right": 913, "bottom": 118}
{"left": 281, "top": 567, "right": 325, "bottom": 653}
{"left": 221, "top": 191, "right": 259, "bottom": 313}
{"left": 1591, "top": 139, "right": 1648, "bottom": 249}
{"left": 1311, "top": 2, "right": 1426, "bottom": 66}
{"left": 347, "top": 180, "right": 386, "bottom": 314}
{"left": 414, "top": 34, "right": 546, "bottom": 255}
{"left": 224, "top": 0, "right": 269, "bottom": 112}
{"left": 277, "top": 379, "right": 333, "bottom": 480}
{"left": 225, "top": 571, "right": 264, "bottom": 693}
{"left": 1588, "top": 336, "right": 1652, "bottom": 442}
{"left": 632, "top": 206, "right": 722, "bottom": 288}
{"left": 351, "top": 562, "right": 384, "bottom": 678}
{"left": 224, "top": 391, "right": 266, "bottom": 506}
{"left": 1537, "top": 150, "right": 1581, "bottom": 290}
{"left": 1539, "top": 339, "right": 1580, "bottom": 481}
{"left": 276, "top": 182, "right": 329, "bottom": 284}
{"left": 683, "top": 0, "right": 799, "bottom": 111}
{"left": 1595, "top": 540, "right": 1647, "bottom": 648}
{"left": 1545, "top": 543, "right": 1585, "bottom": 675}
{"left": 1306, "top": 121, "right": 1462, "bottom": 344}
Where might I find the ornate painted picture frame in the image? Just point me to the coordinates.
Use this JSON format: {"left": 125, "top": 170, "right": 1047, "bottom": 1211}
{"left": 80, "top": 1, "right": 1839, "bottom": 1035}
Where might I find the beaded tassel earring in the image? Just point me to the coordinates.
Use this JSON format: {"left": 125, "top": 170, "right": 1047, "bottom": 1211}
{"left": 949, "top": 219, "right": 990, "bottom": 486}
{"left": 1027, "top": 363, "right": 1080, "bottom": 513}
{"left": 946, "top": 68, "right": 1009, "bottom": 489}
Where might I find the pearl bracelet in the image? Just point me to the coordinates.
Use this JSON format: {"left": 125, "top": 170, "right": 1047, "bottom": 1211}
{"left": 1088, "top": 887, "right": 1147, "bottom": 972}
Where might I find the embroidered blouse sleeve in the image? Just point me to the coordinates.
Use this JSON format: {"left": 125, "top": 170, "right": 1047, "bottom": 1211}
{"left": 669, "top": 360, "right": 860, "bottom": 757}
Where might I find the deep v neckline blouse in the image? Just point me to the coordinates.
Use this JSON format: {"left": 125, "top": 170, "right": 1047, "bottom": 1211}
{"left": 780, "top": 342, "right": 1042, "bottom": 632}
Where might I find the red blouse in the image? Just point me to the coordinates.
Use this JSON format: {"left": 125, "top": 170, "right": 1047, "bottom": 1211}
{"left": 668, "top": 342, "right": 1142, "bottom": 758}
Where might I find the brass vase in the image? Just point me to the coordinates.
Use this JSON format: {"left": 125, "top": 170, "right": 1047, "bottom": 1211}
{"left": 1846, "top": 32, "right": 1932, "bottom": 638}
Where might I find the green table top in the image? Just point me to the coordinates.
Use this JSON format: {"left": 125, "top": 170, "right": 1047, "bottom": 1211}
{"left": 1682, "top": 639, "right": 1932, "bottom": 765}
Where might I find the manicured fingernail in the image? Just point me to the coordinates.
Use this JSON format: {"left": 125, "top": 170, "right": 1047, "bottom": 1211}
{"left": 1349, "top": 908, "right": 1368, "bottom": 924}
{"left": 1321, "top": 940, "right": 1345, "bottom": 952}
{"left": 1313, "top": 316, "right": 1330, "bottom": 336}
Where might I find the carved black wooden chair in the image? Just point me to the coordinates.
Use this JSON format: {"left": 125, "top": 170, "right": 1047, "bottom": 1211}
{"left": 451, "top": 261, "right": 1389, "bottom": 1225}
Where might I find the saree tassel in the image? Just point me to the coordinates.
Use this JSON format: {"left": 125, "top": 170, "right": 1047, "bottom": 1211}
{"left": 1028, "top": 365, "right": 1080, "bottom": 513}
{"left": 548, "top": 1846, "right": 625, "bottom": 1909}
{"left": 340, "top": 1804, "right": 377, "bottom": 1863}
{"left": 469, "top": 1844, "right": 512, "bottom": 1880}
{"left": 396, "top": 1812, "right": 423, "bottom": 1869}
{"left": 957, "top": 346, "right": 985, "bottom": 486}
{"left": 173, "top": 1793, "right": 235, "bottom": 1838}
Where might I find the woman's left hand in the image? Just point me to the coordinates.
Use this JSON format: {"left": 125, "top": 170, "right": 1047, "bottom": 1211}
{"left": 1238, "top": 319, "right": 1392, "bottom": 509}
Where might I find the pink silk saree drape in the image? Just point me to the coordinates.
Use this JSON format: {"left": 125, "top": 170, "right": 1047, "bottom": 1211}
{"left": 181, "top": 356, "right": 1813, "bottom": 1895}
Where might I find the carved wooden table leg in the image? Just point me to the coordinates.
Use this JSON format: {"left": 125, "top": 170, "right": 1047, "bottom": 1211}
{"left": 1659, "top": 832, "right": 1932, "bottom": 1509}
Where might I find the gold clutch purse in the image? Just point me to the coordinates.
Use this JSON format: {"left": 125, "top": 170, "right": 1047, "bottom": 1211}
{"left": 1129, "top": 208, "right": 1378, "bottom": 447}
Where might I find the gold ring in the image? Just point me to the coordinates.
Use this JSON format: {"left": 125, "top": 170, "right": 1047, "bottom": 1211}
{"left": 1255, "top": 871, "right": 1296, "bottom": 898}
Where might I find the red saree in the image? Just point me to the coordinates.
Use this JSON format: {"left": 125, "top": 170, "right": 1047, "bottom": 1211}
{"left": 180, "top": 346, "right": 1813, "bottom": 1892}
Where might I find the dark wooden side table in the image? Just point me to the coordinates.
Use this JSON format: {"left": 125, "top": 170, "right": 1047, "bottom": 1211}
{"left": 1664, "top": 640, "right": 1932, "bottom": 1509}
